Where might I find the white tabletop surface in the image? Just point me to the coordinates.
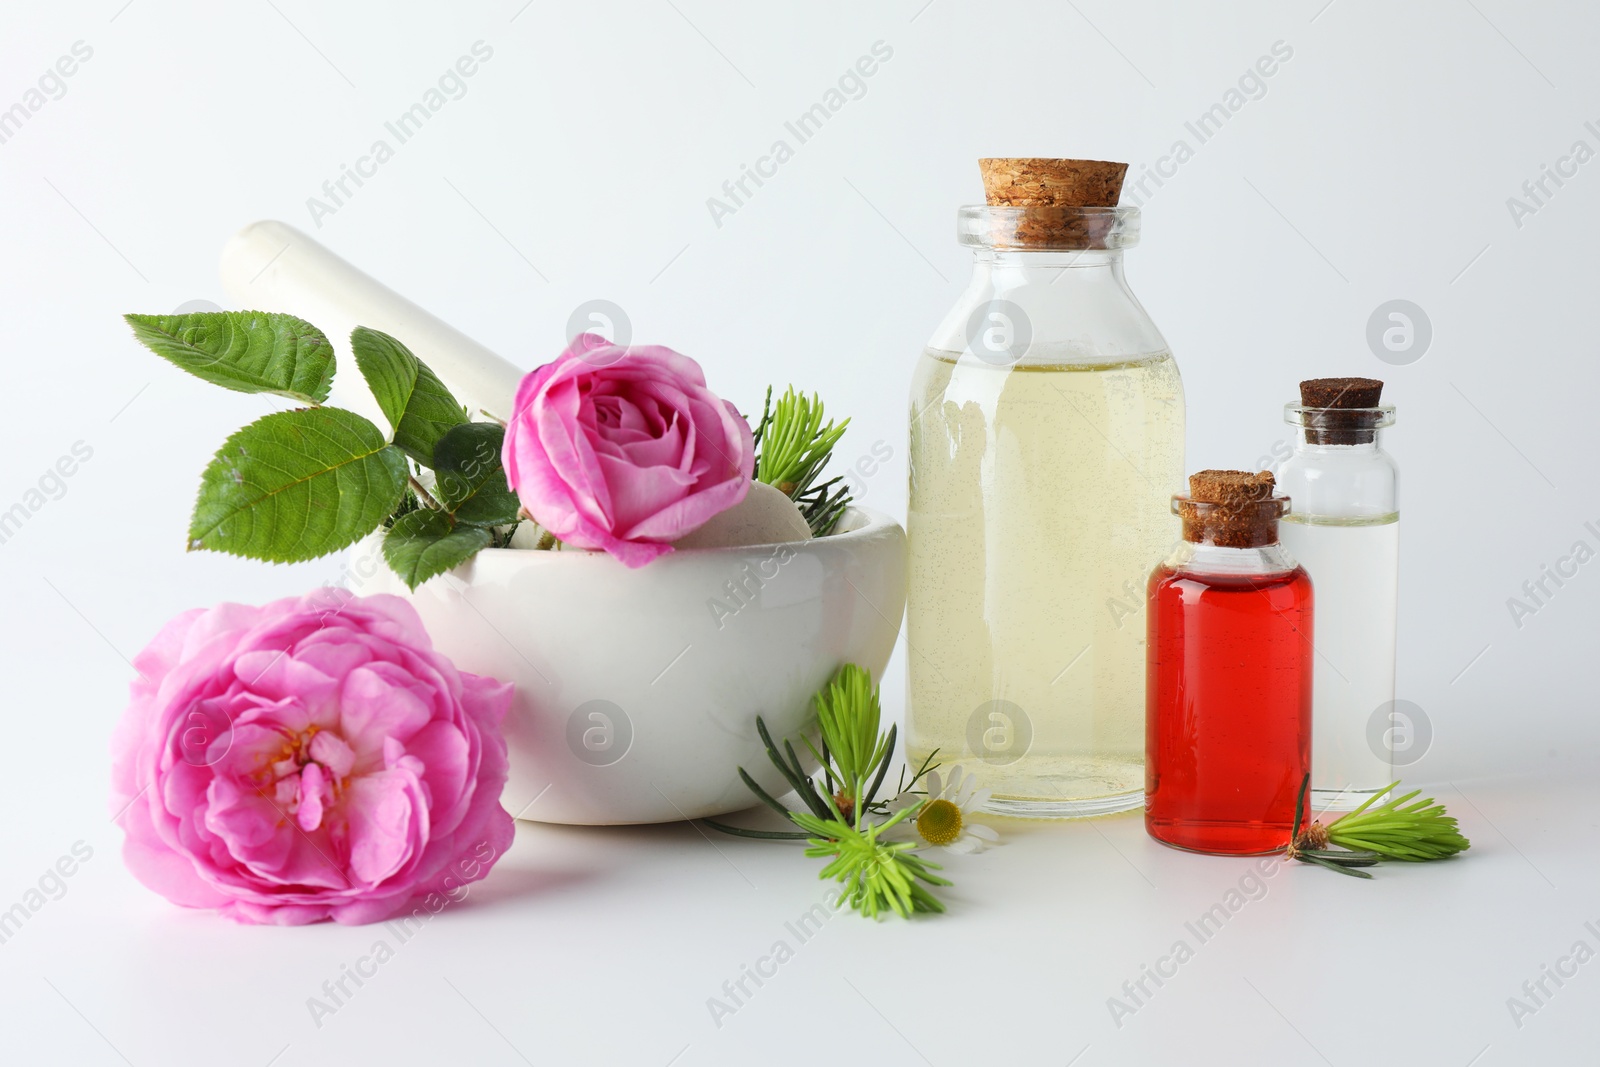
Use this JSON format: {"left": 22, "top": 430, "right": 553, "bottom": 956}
{"left": 3, "top": 761, "right": 1596, "bottom": 1066}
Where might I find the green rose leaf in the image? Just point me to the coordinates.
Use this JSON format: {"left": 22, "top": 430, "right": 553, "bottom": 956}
{"left": 382, "top": 509, "right": 492, "bottom": 590}
{"left": 433, "top": 422, "right": 521, "bottom": 527}
{"left": 351, "top": 326, "right": 418, "bottom": 425}
{"left": 350, "top": 326, "right": 467, "bottom": 465}
{"left": 125, "top": 311, "right": 335, "bottom": 404}
{"left": 189, "top": 407, "right": 407, "bottom": 563}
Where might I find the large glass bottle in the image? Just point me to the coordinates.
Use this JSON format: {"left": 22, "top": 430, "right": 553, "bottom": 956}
{"left": 906, "top": 160, "right": 1185, "bottom": 818}
{"left": 1275, "top": 377, "right": 1398, "bottom": 811}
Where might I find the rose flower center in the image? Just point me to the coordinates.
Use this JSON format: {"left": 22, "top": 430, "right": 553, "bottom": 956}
{"left": 261, "top": 725, "right": 358, "bottom": 832}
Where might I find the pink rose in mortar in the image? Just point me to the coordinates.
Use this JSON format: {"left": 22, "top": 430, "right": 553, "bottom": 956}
{"left": 110, "top": 589, "right": 514, "bottom": 926}
{"left": 502, "top": 333, "right": 754, "bottom": 567}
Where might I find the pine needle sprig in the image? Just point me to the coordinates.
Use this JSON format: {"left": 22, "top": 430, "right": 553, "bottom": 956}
{"left": 752, "top": 386, "right": 849, "bottom": 490}
{"left": 791, "top": 802, "right": 950, "bottom": 919}
{"left": 802, "top": 665, "right": 892, "bottom": 825}
{"left": 1324, "top": 782, "right": 1471, "bottom": 861}
{"left": 1284, "top": 774, "right": 1376, "bottom": 877}
{"left": 751, "top": 386, "right": 852, "bottom": 536}
{"left": 1286, "top": 775, "right": 1470, "bottom": 876}
{"left": 707, "top": 667, "right": 907, "bottom": 836}
{"left": 793, "top": 476, "right": 852, "bottom": 538}
{"left": 703, "top": 664, "right": 952, "bottom": 919}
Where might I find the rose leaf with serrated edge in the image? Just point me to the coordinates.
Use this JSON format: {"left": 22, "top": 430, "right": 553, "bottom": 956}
{"left": 433, "top": 422, "right": 520, "bottom": 527}
{"left": 350, "top": 326, "right": 467, "bottom": 465}
{"left": 125, "top": 311, "right": 335, "bottom": 403}
{"left": 382, "top": 509, "right": 493, "bottom": 589}
{"left": 188, "top": 407, "right": 407, "bottom": 563}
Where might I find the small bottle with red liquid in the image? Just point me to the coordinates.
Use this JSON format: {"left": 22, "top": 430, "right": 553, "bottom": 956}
{"left": 1146, "top": 469, "right": 1312, "bottom": 854}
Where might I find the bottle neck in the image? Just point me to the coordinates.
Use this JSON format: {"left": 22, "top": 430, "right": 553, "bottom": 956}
{"left": 1283, "top": 402, "right": 1394, "bottom": 449}
{"left": 972, "top": 247, "right": 1126, "bottom": 284}
{"left": 1290, "top": 425, "right": 1384, "bottom": 451}
{"left": 1169, "top": 540, "right": 1297, "bottom": 576}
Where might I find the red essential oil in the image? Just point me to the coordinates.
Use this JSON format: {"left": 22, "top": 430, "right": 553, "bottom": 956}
{"left": 1145, "top": 470, "right": 1313, "bottom": 855}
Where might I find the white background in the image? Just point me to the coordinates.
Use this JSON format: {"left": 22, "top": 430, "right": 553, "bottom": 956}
{"left": 2, "top": 1, "right": 1597, "bottom": 1064}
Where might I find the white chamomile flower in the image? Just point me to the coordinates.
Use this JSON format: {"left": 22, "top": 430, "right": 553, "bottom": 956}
{"left": 900, "top": 765, "right": 1001, "bottom": 854}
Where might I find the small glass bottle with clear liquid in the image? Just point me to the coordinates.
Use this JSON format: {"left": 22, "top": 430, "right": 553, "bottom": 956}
{"left": 1275, "top": 377, "right": 1398, "bottom": 811}
{"left": 906, "top": 158, "right": 1185, "bottom": 817}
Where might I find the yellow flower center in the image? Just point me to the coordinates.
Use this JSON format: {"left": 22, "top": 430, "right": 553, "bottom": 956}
{"left": 917, "top": 798, "right": 963, "bottom": 846}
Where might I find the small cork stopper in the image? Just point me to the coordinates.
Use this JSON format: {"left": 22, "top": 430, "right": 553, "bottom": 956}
{"left": 1299, "top": 377, "right": 1385, "bottom": 445}
{"left": 977, "top": 158, "right": 1127, "bottom": 248}
{"left": 979, "top": 158, "right": 1128, "bottom": 208}
{"left": 1299, "top": 377, "right": 1383, "bottom": 409}
{"left": 1179, "top": 470, "right": 1283, "bottom": 548}
{"left": 1189, "top": 469, "right": 1276, "bottom": 505}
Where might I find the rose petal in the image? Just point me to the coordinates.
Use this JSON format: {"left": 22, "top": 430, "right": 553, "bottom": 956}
{"left": 296, "top": 763, "right": 326, "bottom": 832}
{"left": 337, "top": 665, "right": 435, "bottom": 754}
{"left": 339, "top": 764, "right": 426, "bottom": 887}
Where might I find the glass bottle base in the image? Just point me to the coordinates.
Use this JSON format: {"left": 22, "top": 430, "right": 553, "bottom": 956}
{"left": 1312, "top": 786, "right": 1391, "bottom": 813}
{"left": 954, "top": 756, "right": 1145, "bottom": 819}
{"left": 1145, "top": 818, "right": 1295, "bottom": 855}
{"left": 984, "top": 787, "right": 1143, "bottom": 820}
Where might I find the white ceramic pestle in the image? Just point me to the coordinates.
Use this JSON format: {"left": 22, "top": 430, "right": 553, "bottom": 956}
{"left": 220, "top": 219, "right": 812, "bottom": 551}
{"left": 218, "top": 220, "right": 525, "bottom": 424}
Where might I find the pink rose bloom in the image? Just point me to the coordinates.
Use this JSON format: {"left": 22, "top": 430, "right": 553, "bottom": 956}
{"left": 502, "top": 333, "right": 754, "bottom": 567}
{"left": 111, "top": 589, "right": 514, "bottom": 926}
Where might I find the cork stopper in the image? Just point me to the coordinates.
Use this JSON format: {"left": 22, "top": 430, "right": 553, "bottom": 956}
{"left": 1177, "top": 470, "right": 1285, "bottom": 548}
{"left": 1190, "top": 469, "right": 1276, "bottom": 504}
{"left": 1298, "top": 377, "right": 1385, "bottom": 445}
{"left": 979, "top": 158, "right": 1128, "bottom": 208}
{"left": 1299, "top": 377, "right": 1383, "bottom": 409}
{"left": 976, "top": 158, "right": 1128, "bottom": 248}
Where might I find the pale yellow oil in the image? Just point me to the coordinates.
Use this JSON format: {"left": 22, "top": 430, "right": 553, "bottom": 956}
{"left": 906, "top": 348, "right": 1185, "bottom": 815}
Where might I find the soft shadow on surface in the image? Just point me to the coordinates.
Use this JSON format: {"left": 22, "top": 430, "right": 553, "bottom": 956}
{"left": 515, "top": 800, "right": 780, "bottom": 839}
{"left": 455, "top": 813, "right": 774, "bottom": 911}
{"left": 455, "top": 864, "right": 597, "bottom": 911}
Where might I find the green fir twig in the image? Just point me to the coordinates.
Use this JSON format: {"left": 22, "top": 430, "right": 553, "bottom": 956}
{"left": 1286, "top": 775, "right": 1471, "bottom": 877}
{"left": 1325, "top": 782, "right": 1471, "bottom": 861}
{"left": 791, "top": 801, "right": 949, "bottom": 919}
{"left": 704, "top": 665, "right": 951, "bottom": 920}
{"left": 751, "top": 385, "right": 853, "bottom": 536}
